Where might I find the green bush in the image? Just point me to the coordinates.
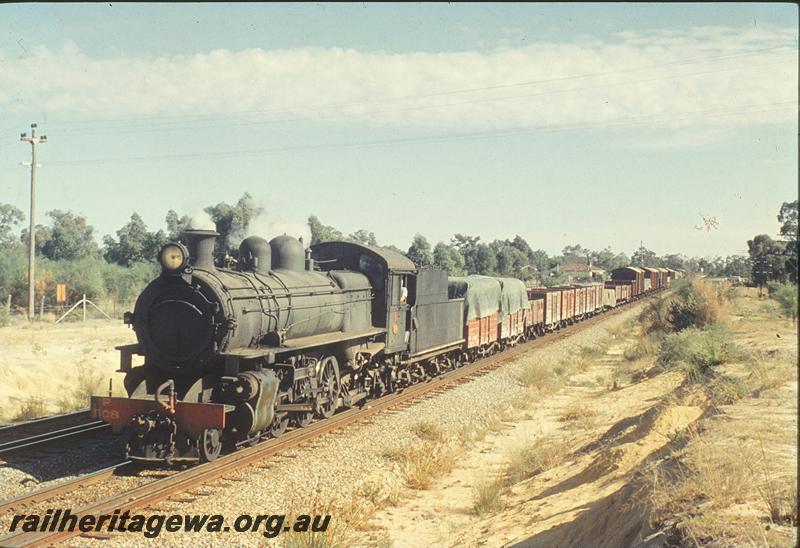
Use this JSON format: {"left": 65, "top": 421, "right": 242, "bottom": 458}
{"left": 668, "top": 279, "right": 729, "bottom": 331}
{"left": 0, "top": 248, "right": 157, "bottom": 310}
{"left": 657, "top": 325, "right": 735, "bottom": 382}
{"left": 640, "top": 278, "right": 729, "bottom": 334}
{"left": 640, "top": 295, "right": 674, "bottom": 334}
{"left": 0, "top": 249, "right": 29, "bottom": 306}
{"left": 623, "top": 332, "right": 663, "bottom": 361}
{"left": 769, "top": 282, "right": 798, "bottom": 321}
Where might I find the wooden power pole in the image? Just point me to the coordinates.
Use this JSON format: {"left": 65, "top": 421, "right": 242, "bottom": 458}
{"left": 20, "top": 123, "right": 47, "bottom": 321}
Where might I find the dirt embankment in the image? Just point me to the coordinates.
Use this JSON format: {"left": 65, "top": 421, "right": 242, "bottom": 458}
{"left": 356, "top": 287, "right": 797, "bottom": 547}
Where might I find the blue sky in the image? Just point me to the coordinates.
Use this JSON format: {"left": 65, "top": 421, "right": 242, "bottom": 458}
{"left": 0, "top": 3, "right": 797, "bottom": 258}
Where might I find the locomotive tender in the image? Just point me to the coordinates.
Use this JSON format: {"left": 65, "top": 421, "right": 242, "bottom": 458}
{"left": 91, "top": 229, "right": 672, "bottom": 464}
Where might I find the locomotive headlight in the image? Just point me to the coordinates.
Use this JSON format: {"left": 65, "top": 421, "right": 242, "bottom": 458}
{"left": 159, "top": 243, "right": 188, "bottom": 272}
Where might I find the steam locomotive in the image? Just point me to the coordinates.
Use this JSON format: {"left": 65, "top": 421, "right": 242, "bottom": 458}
{"left": 90, "top": 229, "right": 673, "bottom": 464}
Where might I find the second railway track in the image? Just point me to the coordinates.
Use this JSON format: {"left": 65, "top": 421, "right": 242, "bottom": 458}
{"left": 0, "top": 421, "right": 110, "bottom": 457}
{"left": 0, "top": 411, "right": 92, "bottom": 446}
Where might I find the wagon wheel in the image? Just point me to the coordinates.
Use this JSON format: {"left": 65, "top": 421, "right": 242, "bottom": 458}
{"left": 270, "top": 392, "right": 291, "bottom": 438}
{"left": 315, "top": 356, "right": 340, "bottom": 419}
{"left": 199, "top": 428, "right": 222, "bottom": 462}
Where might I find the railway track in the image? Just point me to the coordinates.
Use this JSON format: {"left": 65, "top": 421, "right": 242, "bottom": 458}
{"left": 0, "top": 297, "right": 652, "bottom": 547}
{"left": 0, "top": 421, "right": 111, "bottom": 457}
{"left": 0, "top": 411, "right": 92, "bottom": 446}
{"left": 0, "top": 461, "right": 132, "bottom": 515}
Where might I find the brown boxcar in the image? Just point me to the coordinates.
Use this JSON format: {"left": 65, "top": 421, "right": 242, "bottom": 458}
{"left": 559, "top": 286, "right": 576, "bottom": 323}
{"left": 575, "top": 286, "right": 586, "bottom": 317}
{"left": 583, "top": 283, "right": 603, "bottom": 314}
{"left": 603, "top": 287, "right": 617, "bottom": 308}
{"left": 658, "top": 267, "right": 670, "bottom": 288}
{"left": 642, "top": 267, "right": 660, "bottom": 291}
{"left": 611, "top": 267, "right": 645, "bottom": 296}
{"left": 605, "top": 280, "right": 632, "bottom": 302}
{"left": 528, "top": 288, "right": 562, "bottom": 329}
{"left": 472, "top": 313, "right": 499, "bottom": 346}
{"left": 529, "top": 296, "right": 545, "bottom": 329}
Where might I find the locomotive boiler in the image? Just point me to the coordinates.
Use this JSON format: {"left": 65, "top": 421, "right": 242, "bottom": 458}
{"left": 93, "top": 229, "right": 379, "bottom": 463}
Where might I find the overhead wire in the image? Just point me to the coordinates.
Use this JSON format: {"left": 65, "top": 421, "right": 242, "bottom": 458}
{"left": 42, "top": 100, "right": 796, "bottom": 167}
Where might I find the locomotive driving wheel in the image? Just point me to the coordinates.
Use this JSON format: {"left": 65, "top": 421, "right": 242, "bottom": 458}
{"left": 291, "top": 379, "right": 314, "bottom": 428}
{"left": 199, "top": 428, "right": 222, "bottom": 462}
{"left": 315, "top": 356, "right": 340, "bottom": 419}
{"left": 294, "top": 410, "right": 313, "bottom": 428}
{"left": 270, "top": 392, "right": 291, "bottom": 437}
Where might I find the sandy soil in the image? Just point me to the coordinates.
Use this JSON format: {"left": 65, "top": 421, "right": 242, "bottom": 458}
{"left": 360, "top": 335, "right": 693, "bottom": 547}
{"left": 0, "top": 320, "right": 135, "bottom": 422}
{"left": 356, "top": 288, "right": 798, "bottom": 547}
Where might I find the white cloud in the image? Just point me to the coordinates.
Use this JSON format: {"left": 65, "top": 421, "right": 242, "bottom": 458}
{"left": 0, "top": 24, "right": 796, "bottom": 141}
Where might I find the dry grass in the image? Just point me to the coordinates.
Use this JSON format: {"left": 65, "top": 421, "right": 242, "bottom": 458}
{"left": 514, "top": 362, "right": 559, "bottom": 394}
{"left": 578, "top": 342, "right": 608, "bottom": 360}
{"left": 281, "top": 489, "right": 367, "bottom": 548}
{"left": 650, "top": 430, "right": 797, "bottom": 545}
{"left": 703, "top": 374, "right": 749, "bottom": 407}
{"left": 0, "top": 320, "right": 132, "bottom": 422}
{"left": 11, "top": 397, "right": 48, "bottom": 422}
{"left": 745, "top": 351, "right": 798, "bottom": 398}
{"left": 647, "top": 286, "right": 798, "bottom": 546}
{"left": 357, "top": 479, "right": 402, "bottom": 510}
{"left": 508, "top": 389, "right": 536, "bottom": 410}
{"left": 458, "top": 404, "right": 517, "bottom": 444}
{"left": 623, "top": 333, "right": 662, "bottom": 362}
{"left": 281, "top": 473, "right": 404, "bottom": 547}
{"left": 607, "top": 362, "right": 634, "bottom": 391}
{"left": 473, "top": 435, "right": 573, "bottom": 518}
{"left": 605, "top": 323, "right": 626, "bottom": 340}
{"left": 381, "top": 442, "right": 458, "bottom": 490}
{"left": 410, "top": 420, "right": 447, "bottom": 443}
{"left": 472, "top": 476, "right": 507, "bottom": 517}
{"left": 56, "top": 363, "right": 105, "bottom": 412}
{"left": 558, "top": 403, "right": 597, "bottom": 430}
{"left": 460, "top": 421, "right": 489, "bottom": 444}
{"left": 505, "top": 437, "right": 570, "bottom": 484}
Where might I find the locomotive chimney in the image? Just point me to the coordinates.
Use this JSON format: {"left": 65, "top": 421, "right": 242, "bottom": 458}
{"left": 183, "top": 230, "right": 218, "bottom": 271}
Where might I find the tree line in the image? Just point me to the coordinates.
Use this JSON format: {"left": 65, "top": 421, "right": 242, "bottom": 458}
{"left": 746, "top": 200, "right": 798, "bottom": 287}
{"left": 0, "top": 194, "right": 796, "bottom": 310}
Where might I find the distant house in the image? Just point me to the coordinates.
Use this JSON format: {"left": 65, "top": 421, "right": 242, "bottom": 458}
{"left": 555, "top": 260, "right": 606, "bottom": 283}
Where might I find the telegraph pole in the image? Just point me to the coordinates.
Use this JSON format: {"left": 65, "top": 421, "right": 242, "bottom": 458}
{"left": 20, "top": 124, "right": 47, "bottom": 321}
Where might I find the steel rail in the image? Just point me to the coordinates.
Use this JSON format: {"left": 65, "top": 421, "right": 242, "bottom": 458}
{"left": 0, "top": 423, "right": 110, "bottom": 456}
{"left": 0, "top": 461, "right": 131, "bottom": 515}
{"left": 0, "top": 293, "right": 658, "bottom": 547}
{"left": 0, "top": 411, "right": 91, "bottom": 444}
